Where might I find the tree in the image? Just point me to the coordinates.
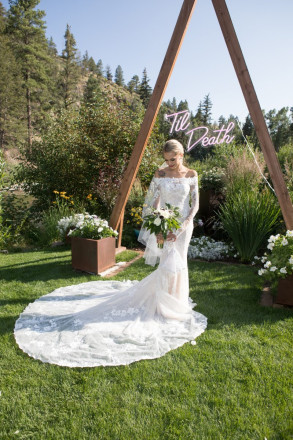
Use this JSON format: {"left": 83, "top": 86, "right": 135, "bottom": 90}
{"left": 114, "top": 65, "right": 125, "bottom": 87}
{"left": 83, "top": 74, "right": 101, "bottom": 104}
{"left": 105, "top": 65, "right": 113, "bottom": 81}
{"left": 15, "top": 90, "right": 146, "bottom": 217}
{"left": 6, "top": 0, "right": 52, "bottom": 148}
{"left": 48, "top": 36, "right": 57, "bottom": 56}
{"left": 59, "top": 24, "right": 80, "bottom": 109}
{"left": 88, "top": 56, "right": 97, "bottom": 73}
{"left": 177, "top": 100, "right": 189, "bottom": 112}
{"left": 265, "top": 107, "right": 292, "bottom": 151}
{"left": 0, "top": 2, "right": 25, "bottom": 149}
{"left": 139, "top": 68, "right": 152, "bottom": 108}
{"left": 127, "top": 75, "right": 140, "bottom": 93}
{"left": 96, "top": 59, "right": 103, "bottom": 76}
{"left": 201, "top": 94, "right": 212, "bottom": 125}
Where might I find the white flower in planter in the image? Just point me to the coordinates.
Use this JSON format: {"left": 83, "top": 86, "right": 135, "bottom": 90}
{"left": 280, "top": 267, "right": 287, "bottom": 274}
{"left": 286, "top": 230, "right": 293, "bottom": 237}
{"left": 289, "top": 256, "right": 293, "bottom": 265}
{"left": 270, "top": 266, "right": 277, "bottom": 272}
{"left": 264, "top": 261, "right": 272, "bottom": 268}
{"left": 281, "top": 238, "right": 288, "bottom": 246}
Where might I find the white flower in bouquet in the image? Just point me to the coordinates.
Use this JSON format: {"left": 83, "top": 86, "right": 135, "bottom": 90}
{"left": 142, "top": 203, "right": 181, "bottom": 249}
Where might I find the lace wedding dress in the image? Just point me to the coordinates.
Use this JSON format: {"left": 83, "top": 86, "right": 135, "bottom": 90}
{"left": 14, "top": 176, "right": 207, "bottom": 367}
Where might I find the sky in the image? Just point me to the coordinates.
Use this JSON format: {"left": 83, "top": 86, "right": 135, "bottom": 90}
{"left": 2, "top": 0, "right": 293, "bottom": 123}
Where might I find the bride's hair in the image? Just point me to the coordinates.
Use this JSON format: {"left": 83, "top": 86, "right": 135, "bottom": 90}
{"left": 163, "top": 139, "right": 184, "bottom": 156}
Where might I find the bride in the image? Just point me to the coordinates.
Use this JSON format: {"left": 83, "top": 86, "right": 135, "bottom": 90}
{"left": 14, "top": 140, "right": 207, "bottom": 367}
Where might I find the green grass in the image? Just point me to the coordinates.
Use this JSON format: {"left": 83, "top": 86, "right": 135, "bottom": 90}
{"left": 115, "top": 249, "right": 139, "bottom": 263}
{"left": 0, "top": 248, "right": 292, "bottom": 440}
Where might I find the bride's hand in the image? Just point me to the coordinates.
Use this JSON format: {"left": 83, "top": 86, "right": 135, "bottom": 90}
{"left": 156, "top": 233, "right": 164, "bottom": 244}
{"left": 166, "top": 232, "right": 176, "bottom": 242}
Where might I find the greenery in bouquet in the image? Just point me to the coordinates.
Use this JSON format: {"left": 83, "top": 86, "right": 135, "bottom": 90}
{"left": 142, "top": 203, "right": 181, "bottom": 248}
{"left": 65, "top": 213, "right": 118, "bottom": 240}
{"left": 256, "top": 231, "right": 293, "bottom": 284}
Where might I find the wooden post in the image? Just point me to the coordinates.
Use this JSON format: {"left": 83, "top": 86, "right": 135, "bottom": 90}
{"left": 109, "top": 0, "right": 198, "bottom": 231}
{"left": 212, "top": 0, "right": 293, "bottom": 230}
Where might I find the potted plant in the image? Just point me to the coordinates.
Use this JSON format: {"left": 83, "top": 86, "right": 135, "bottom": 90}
{"left": 62, "top": 213, "right": 118, "bottom": 274}
{"left": 57, "top": 213, "right": 86, "bottom": 244}
{"left": 256, "top": 230, "right": 293, "bottom": 305}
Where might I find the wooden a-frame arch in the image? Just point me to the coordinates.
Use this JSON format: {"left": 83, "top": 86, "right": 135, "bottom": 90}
{"left": 110, "top": 0, "right": 293, "bottom": 245}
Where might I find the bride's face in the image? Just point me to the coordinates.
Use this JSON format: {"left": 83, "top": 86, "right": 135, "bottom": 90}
{"left": 163, "top": 151, "right": 183, "bottom": 170}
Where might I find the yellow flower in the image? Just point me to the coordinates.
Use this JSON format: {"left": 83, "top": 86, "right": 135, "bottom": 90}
{"left": 53, "top": 190, "right": 59, "bottom": 194}
{"left": 70, "top": 201, "right": 74, "bottom": 205}
{"left": 60, "top": 191, "right": 67, "bottom": 195}
{"left": 52, "top": 201, "right": 57, "bottom": 204}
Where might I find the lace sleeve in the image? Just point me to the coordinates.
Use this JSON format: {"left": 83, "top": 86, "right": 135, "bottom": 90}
{"left": 176, "top": 175, "right": 199, "bottom": 237}
{"left": 137, "top": 177, "right": 162, "bottom": 266}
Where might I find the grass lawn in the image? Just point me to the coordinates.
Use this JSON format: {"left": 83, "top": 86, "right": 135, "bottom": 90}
{"left": 0, "top": 247, "right": 292, "bottom": 440}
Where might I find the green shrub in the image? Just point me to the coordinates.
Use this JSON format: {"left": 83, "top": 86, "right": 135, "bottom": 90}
{"left": 218, "top": 189, "right": 281, "bottom": 262}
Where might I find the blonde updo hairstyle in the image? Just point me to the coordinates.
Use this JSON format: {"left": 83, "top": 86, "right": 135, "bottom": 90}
{"left": 162, "top": 139, "right": 185, "bottom": 165}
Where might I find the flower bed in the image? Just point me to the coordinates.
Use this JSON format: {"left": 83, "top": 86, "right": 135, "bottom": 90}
{"left": 188, "top": 236, "right": 237, "bottom": 261}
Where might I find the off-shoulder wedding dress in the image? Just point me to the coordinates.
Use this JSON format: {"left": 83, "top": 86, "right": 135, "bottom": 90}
{"left": 14, "top": 176, "right": 207, "bottom": 367}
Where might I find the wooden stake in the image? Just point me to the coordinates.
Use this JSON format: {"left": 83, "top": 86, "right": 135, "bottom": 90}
{"left": 212, "top": 0, "right": 293, "bottom": 229}
{"left": 109, "top": 0, "right": 198, "bottom": 231}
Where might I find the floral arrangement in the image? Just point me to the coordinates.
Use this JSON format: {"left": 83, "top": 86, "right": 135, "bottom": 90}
{"left": 142, "top": 203, "right": 181, "bottom": 248}
{"left": 58, "top": 213, "right": 118, "bottom": 241}
{"left": 126, "top": 206, "right": 143, "bottom": 228}
{"left": 188, "top": 236, "right": 237, "bottom": 261}
{"left": 256, "top": 231, "right": 293, "bottom": 282}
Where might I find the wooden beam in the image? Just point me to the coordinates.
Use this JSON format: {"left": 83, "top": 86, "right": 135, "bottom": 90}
{"left": 212, "top": 0, "right": 293, "bottom": 230}
{"left": 109, "top": 0, "right": 198, "bottom": 231}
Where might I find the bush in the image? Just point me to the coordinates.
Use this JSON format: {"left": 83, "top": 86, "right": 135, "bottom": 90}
{"left": 218, "top": 189, "right": 281, "bottom": 262}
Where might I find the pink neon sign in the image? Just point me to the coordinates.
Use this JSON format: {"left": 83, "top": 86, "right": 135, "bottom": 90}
{"left": 165, "top": 110, "right": 235, "bottom": 152}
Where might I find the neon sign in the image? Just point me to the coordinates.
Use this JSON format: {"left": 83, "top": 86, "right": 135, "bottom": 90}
{"left": 165, "top": 110, "right": 235, "bottom": 152}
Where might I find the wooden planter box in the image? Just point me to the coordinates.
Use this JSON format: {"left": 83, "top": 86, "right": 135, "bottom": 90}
{"left": 71, "top": 236, "right": 116, "bottom": 274}
{"left": 275, "top": 274, "right": 293, "bottom": 306}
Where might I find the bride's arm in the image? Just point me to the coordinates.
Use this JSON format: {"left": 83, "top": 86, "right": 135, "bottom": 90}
{"left": 176, "top": 171, "right": 199, "bottom": 238}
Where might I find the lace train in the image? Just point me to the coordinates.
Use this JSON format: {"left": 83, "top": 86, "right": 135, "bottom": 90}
{"left": 14, "top": 273, "right": 207, "bottom": 367}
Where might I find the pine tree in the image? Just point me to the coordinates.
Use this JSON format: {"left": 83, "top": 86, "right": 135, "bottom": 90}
{"left": 139, "top": 68, "right": 152, "bottom": 108}
{"left": 83, "top": 74, "right": 101, "bottom": 104}
{"left": 177, "top": 100, "right": 189, "bottom": 112}
{"left": 105, "top": 65, "right": 113, "bottom": 81}
{"left": 114, "top": 65, "right": 125, "bottom": 86}
{"left": 48, "top": 36, "right": 57, "bottom": 56}
{"left": 127, "top": 75, "right": 140, "bottom": 93}
{"left": 59, "top": 24, "right": 80, "bottom": 109}
{"left": 82, "top": 50, "right": 89, "bottom": 72}
{"left": 6, "top": 0, "right": 52, "bottom": 148}
{"left": 0, "top": 2, "right": 25, "bottom": 149}
{"left": 202, "top": 94, "right": 212, "bottom": 125}
{"left": 88, "top": 57, "right": 97, "bottom": 73}
{"left": 96, "top": 59, "right": 103, "bottom": 76}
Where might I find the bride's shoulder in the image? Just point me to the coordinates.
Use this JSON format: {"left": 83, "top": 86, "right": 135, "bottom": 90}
{"left": 154, "top": 168, "right": 167, "bottom": 178}
{"left": 185, "top": 168, "right": 197, "bottom": 178}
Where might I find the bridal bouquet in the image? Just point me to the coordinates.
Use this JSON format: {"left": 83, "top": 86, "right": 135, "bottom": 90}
{"left": 142, "top": 203, "right": 181, "bottom": 248}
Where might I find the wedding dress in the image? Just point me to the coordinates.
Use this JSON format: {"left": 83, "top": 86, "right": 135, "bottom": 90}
{"left": 14, "top": 176, "right": 207, "bottom": 367}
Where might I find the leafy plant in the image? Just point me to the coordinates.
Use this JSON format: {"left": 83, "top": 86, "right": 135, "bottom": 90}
{"left": 67, "top": 213, "right": 118, "bottom": 240}
{"left": 218, "top": 189, "right": 281, "bottom": 262}
{"left": 256, "top": 231, "right": 293, "bottom": 283}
